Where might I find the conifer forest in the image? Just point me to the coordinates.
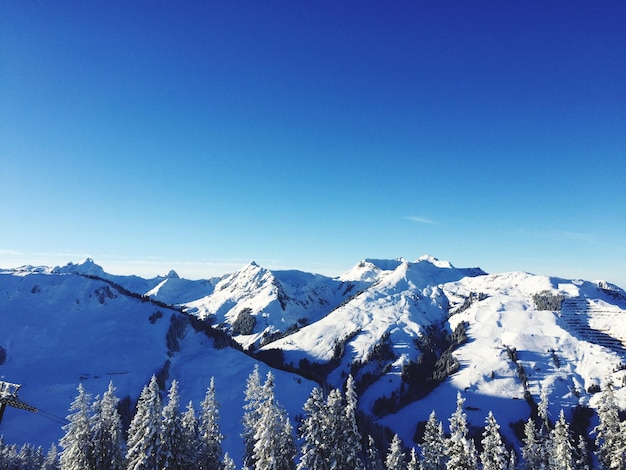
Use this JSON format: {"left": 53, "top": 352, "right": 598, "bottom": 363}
{"left": 2, "top": 368, "right": 626, "bottom": 469}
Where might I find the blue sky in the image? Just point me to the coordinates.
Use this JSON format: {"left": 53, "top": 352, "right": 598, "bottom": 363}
{"left": 1, "top": 1, "right": 625, "bottom": 286}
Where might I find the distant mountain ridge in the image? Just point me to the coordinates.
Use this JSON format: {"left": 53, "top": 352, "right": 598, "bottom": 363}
{"left": 1, "top": 255, "right": 626, "bottom": 461}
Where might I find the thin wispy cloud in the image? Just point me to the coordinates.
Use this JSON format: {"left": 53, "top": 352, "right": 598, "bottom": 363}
{"left": 404, "top": 216, "right": 439, "bottom": 225}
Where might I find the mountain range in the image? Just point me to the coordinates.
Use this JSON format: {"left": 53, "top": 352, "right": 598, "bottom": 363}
{"left": 1, "top": 255, "right": 625, "bottom": 463}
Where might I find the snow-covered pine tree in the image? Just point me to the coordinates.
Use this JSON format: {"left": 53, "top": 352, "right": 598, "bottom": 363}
{"left": 18, "top": 443, "right": 44, "bottom": 469}
{"left": 343, "top": 375, "right": 363, "bottom": 469}
{"left": 521, "top": 418, "right": 543, "bottom": 470}
{"left": 326, "top": 387, "right": 352, "bottom": 469}
{"left": 277, "top": 409, "right": 297, "bottom": 469}
{"left": 480, "top": 411, "right": 508, "bottom": 470}
{"left": 90, "top": 381, "right": 124, "bottom": 470}
{"left": 126, "top": 375, "right": 163, "bottom": 470}
{"left": 242, "top": 365, "right": 265, "bottom": 469}
{"left": 252, "top": 372, "right": 296, "bottom": 470}
{"left": 0, "top": 437, "right": 20, "bottom": 469}
{"left": 536, "top": 387, "right": 551, "bottom": 468}
{"left": 385, "top": 434, "right": 405, "bottom": 470}
{"left": 299, "top": 385, "right": 360, "bottom": 470}
{"left": 198, "top": 377, "right": 224, "bottom": 470}
{"left": 594, "top": 379, "right": 625, "bottom": 469}
{"left": 297, "top": 387, "right": 331, "bottom": 470}
{"left": 506, "top": 450, "right": 517, "bottom": 470}
{"left": 537, "top": 387, "right": 550, "bottom": 433}
{"left": 181, "top": 401, "right": 200, "bottom": 469}
{"left": 420, "top": 410, "right": 446, "bottom": 470}
{"left": 575, "top": 434, "right": 591, "bottom": 470}
{"left": 548, "top": 409, "right": 575, "bottom": 470}
{"left": 223, "top": 452, "right": 236, "bottom": 470}
{"left": 42, "top": 443, "right": 61, "bottom": 470}
{"left": 366, "top": 434, "right": 385, "bottom": 470}
{"left": 59, "top": 383, "right": 93, "bottom": 470}
{"left": 159, "top": 380, "right": 187, "bottom": 470}
{"left": 445, "top": 392, "right": 477, "bottom": 470}
{"left": 407, "top": 448, "right": 419, "bottom": 470}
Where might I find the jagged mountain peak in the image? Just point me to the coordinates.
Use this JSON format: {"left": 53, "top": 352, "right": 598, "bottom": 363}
{"left": 184, "top": 261, "right": 289, "bottom": 343}
{"left": 165, "top": 269, "right": 180, "bottom": 279}
{"left": 51, "top": 257, "right": 106, "bottom": 276}
{"left": 3, "top": 254, "right": 626, "bottom": 461}
{"left": 219, "top": 260, "right": 276, "bottom": 291}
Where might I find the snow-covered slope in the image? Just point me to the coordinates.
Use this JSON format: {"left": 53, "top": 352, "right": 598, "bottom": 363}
{"left": 266, "top": 257, "right": 477, "bottom": 365}
{"left": 390, "top": 271, "right": 626, "bottom": 446}
{"left": 51, "top": 258, "right": 217, "bottom": 304}
{"left": 261, "top": 258, "right": 626, "bottom": 447}
{"left": 183, "top": 261, "right": 355, "bottom": 349}
{"left": 2, "top": 255, "right": 626, "bottom": 458}
{"left": 262, "top": 256, "right": 487, "bottom": 409}
{"left": 144, "top": 271, "right": 218, "bottom": 305}
{"left": 0, "top": 263, "right": 315, "bottom": 464}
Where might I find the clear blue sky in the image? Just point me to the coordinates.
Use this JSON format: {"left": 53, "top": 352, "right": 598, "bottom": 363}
{"left": 1, "top": 1, "right": 625, "bottom": 287}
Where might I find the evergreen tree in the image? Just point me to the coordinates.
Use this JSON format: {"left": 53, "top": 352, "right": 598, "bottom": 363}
{"left": 366, "top": 435, "right": 385, "bottom": 470}
{"left": 535, "top": 387, "right": 551, "bottom": 469}
{"left": 385, "top": 434, "right": 405, "bottom": 470}
{"left": 507, "top": 450, "right": 517, "bottom": 470}
{"left": 407, "top": 448, "right": 419, "bottom": 470}
{"left": 90, "top": 381, "right": 124, "bottom": 470}
{"left": 575, "top": 435, "right": 591, "bottom": 470}
{"left": 548, "top": 409, "right": 575, "bottom": 470}
{"left": 419, "top": 410, "right": 446, "bottom": 470}
{"left": 18, "top": 443, "right": 44, "bottom": 469}
{"left": 480, "top": 411, "right": 508, "bottom": 470}
{"left": 42, "top": 444, "right": 61, "bottom": 470}
{"left": 181, "top": 401, "right": 200, "bottom": 469}
{"left": 0, "top": 437, "right": 20, "bottom": 469}
{"left": 326, "top": 387, "right": 352, "bottom": 470}
{"left": 59, "top": 383, "right": 93, "bottom": 470}
{"left": 537, "top": 388, "right": 550, "bottom": 433}
{"left": 594, "top": 379, "right": 625, "bottom": 469}
{"left": 223, "top": 453, "right": 236, "bottom": 470}
{"left": 298, "top": 387, "right": 331, "bottom": 470}
{"left": 126, "top": 375, "right": 162, "bottom": 470}
{"left": 252, "top": 372, "right": 295, "bottom": 470}
{"left": 242, "top": 365, "right": 265, "bottom": 469}
{"left": 160, "top": 380, "right": 187, "bottom": 470}
{"left": 445, "top": 392, "right": 477, "bottom": 470}
{"left": 198, "top": 377, "right": 224, "bottom": 470}
{"left": 521, "top": 417, "right": 545, "bottom": 470}
{"left": 343, "top": 375, "right": 363, "bottom": 469}
{"left": 299, "top": 384, "right": 361, "bottom": 470}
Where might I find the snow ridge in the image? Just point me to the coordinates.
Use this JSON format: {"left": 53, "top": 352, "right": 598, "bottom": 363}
{"left": 2, "top": 254, "right": 626, "bottom": 461}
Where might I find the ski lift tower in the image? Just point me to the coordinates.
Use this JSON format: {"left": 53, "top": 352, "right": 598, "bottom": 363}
{"left": 0, "top": 381, "right": 38, "bottom": 425}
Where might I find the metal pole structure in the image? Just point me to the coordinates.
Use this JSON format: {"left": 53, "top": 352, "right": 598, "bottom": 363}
{"left": 0, "top": 380, "right": 38, "bottom": 426}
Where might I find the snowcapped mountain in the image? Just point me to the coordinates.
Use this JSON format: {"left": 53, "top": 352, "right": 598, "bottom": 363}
{"left": 183, "top": 260, "right": 357, "bottom": 349}
{"left": 2, "top": 256, "right": 626, "bottom": 463}
{"left": 0, "top": 261, "right": 316, "bottom": 463}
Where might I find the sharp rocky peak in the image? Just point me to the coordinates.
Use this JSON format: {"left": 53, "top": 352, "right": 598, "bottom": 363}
{"left": 165, "top": 269, "right": 180, "bottom": 279}
{"left": 52, "top": 258, "right": 106, "bottom": 276}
